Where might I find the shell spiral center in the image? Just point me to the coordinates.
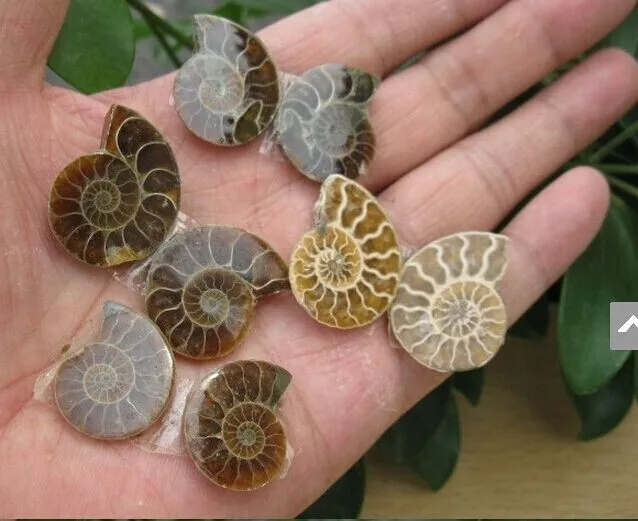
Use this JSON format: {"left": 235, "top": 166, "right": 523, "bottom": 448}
{"left": 432, "top": 282, "right": 487, "bottom": 338}
{"left": 223, "top": 405, "right": 267, "bottom": 458}
{"left": 314, "top": 228, "right": 362, "bottom": 289}
{"left": 312, "top": 105, "right": 356, "bottom": 157}
{"left": 81, "top": 180, "right": 122, "bottom": 218}
{"left": 82, "top": 348, "right": 135, "bottom": 404}
{"left": 197, "top": 60, "right": 243, "bottom": 113}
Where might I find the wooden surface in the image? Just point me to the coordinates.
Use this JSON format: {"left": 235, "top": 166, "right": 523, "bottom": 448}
{"left": 362, "top": 318, "right": 638, "bottom": 518}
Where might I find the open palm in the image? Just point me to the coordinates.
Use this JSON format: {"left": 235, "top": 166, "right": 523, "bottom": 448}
{"left": 1, "top": 0, "right": 637, "bottom": 516}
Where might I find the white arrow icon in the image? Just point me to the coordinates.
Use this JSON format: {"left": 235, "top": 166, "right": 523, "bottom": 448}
{"left": 618, "top": 315, "right": 638, "bottom": 333}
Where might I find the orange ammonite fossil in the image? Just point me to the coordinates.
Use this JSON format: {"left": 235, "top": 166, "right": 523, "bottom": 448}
{"left": 183, "top": 360, "right": 291, "bottom": 491}
{"left": 54, "top": 301, "right": 175, "bottom": 439}
{"left": 289, "top": 174, "right": 402, "bottom": 329}
{"left": 145, "top": 225, "right": 289, "bottom": 360}
{"left": 389, "top": 232, "right": 509, "bottom": 372}
{"left": 276, "top": 64, "right": 379, "bottom": 182}
{"left": 173, "top": 14, "right": 280, "bottom": 146}
{"left": 48, "top": 104, "right": 181, "bottom": 267}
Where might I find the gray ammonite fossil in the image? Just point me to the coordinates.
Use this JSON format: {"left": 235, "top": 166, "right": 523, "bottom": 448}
{"left": 48, "top": 104, "right": 181, "bottom": 267}
{"left": 183, "top": 360, "right": 291, "bottom": 491}
{"left": 173, "top": 14, "right": 280, "bottom": 146}
{"left": 276, "top": 64, "right": 379, "bottom": 182}
{"left": 54, "top": 301, "right": 175, "bottom": 439}
{"left": 145, "top": 225, "right": 289, "bottom": 360}
{"left": 289, "top": 174, "right": 402, "bottom": 328}
{"left": 389, "top": 232, "right": 509, "bottom": 372}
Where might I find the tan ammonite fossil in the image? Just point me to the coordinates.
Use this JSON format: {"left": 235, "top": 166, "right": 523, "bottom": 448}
{"left": 276, "top": 64, "right": 379, "bottom": 182}
{"left": 289, "top": 174, "right": 402, "bottom": 328}
{"left": 389, "top": 232, "right": 509, "bottom": 372}
{"left": 54, "top": 301, "right": 175, "bottom": 439}
{"left": 145, "top": 225, "right": 289, "bottom": 360}
{"left": 173, "top": 14, "right": 280, "bottom": 146}
{"left": 183, "top": 360, "right": 291, "bottom": 491}
{"left": 48, "top": 104, "right": 181, "bottom": 267}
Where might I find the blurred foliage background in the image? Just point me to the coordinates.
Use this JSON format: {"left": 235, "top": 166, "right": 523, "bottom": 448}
{"left": 46, "top": 1, "right": 638, "bottom": 517}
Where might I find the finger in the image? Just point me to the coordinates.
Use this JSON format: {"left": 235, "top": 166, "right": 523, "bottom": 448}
{"left": 280, "top": 166, "right": 610, "bottom": 515}
{"left": 380, "top": 48, "right": 638, "bottom": 247}
{"left": 363, "top": 0, "right": 636, "bottom": 191}
{"left": 0, "top": 0, "right": 68, "bottom": 89}
{"left": 137, "top": 0, "right": 510, "bottom": 107}
{"left": 498, "top": 167, "right": 610, "bottom": 320}
{"left": 260, "top": 0, "right": 509, "bottom": 75}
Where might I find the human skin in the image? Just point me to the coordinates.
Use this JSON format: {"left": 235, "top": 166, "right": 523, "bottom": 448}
{"left": 0, "top": 0, "right": 637, "bottom": 516}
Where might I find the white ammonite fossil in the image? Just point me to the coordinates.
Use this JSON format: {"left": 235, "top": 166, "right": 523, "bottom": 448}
{"left": 173, "top": 14, "right": 279, "bottom": 146}
{"left": 389, "top": 232, "right": 509, "bottom": 372}
{"left": 289, "top": 174, "right": 402, "bottom": 329}
{"left": 54, "top": 301, "right": 175, "bottom": 439}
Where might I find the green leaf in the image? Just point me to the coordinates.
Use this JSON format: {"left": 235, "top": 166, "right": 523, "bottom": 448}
{"left": 296, "top": 458, "right": 366, "bottom": 519}
{"left": 508, "top": 295, "right": 550, "bottom": 341}
{"left": 570, "top": 356, "right": 634, "bottom": 440}
{"left": 558, "top": 197, "right": 638, "bottom": 394}
{"left": 598, "top": 7, "right": 638, "bottom": 56}
{"left": 375, "top": 380, "right": 452, "bottom": 464}
{"left": 48, "top": 0, "right": 135, "bottom": 93}
{"left": 213, "top": 2, "right": 248, "bottom": 24}
{"left": 408, "top": 395, "right": 461, "bottom": 491}
{"left": 453, "top": 368, "right": 484, "bottom": 406}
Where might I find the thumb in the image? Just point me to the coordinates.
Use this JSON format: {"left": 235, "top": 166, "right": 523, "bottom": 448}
{"left": 0, "top": 0, "right": 69, "bottom": 90}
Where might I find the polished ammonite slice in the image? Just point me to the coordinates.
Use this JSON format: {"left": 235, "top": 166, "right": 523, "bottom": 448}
{"left": 183, "top": 360, "right": 291, "bottom": 491}
{"left": 145, "top": 225, "right": 289, "bottom": 360}
{"left": 173, "top": 14, "right": 280, "bottom": 146}
{"left": 389, "top": 231, "right": 509, "bottom": 372}
{"left": 48, "top": 104, "right": 181, "bottom": 267}
{"left": 54, "top": 301, "right": 175, "bottom": 439}
{"left": 289, "top": 174, "right": 402, "bottom": 329}
{"left": 276, "top": 64, "right": 379, "bottom": 182}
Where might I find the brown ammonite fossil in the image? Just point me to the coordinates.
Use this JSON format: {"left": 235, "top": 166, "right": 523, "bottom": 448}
{"left": 276, "top": 64, "right": 379, "bottom": 182}
{"left": 48, "top": 104, "right": 181, "bottom": 267}
{"left": 289, "top": 174, "right": 402, "bottom": 329}
{"left": 145, "top": 225, "right": 289, "bottom": 360}
{"left": 389, "top": 231, "right": 509, "bottom": 372}
{"left": 183, "top": 360, "right": 291, "bottom": 491}
{"left": 54, "top": 301, "right": 175, "bottom": 439}
{"left": 173, "top": 14, "right": 280, "bottom": 146}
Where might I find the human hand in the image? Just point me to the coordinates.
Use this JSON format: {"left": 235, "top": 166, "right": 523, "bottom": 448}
{"left": 1, "top": 0, "right": 637, "bottom": 516}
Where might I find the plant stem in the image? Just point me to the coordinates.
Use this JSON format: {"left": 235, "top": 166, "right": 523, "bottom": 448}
{"left": 564, "top": 161, "right": 638, "bottom": 175}
{"left": 127, "top": 0, "right": 193, "bottom": 50}
{"left": 590, "top": 120, "right": 638, "bottom": 162}
{"left": 590, "top": 164, "right": 638, "bottom": 175}
{"left": 139, "top": 9, "right": 182, "bottom": 67}
{"left": 607, "top": 176, "right": 638, "bottom": 200}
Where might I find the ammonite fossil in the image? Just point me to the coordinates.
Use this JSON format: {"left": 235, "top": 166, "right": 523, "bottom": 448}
{"left": 389, "top": 232, "right": 509, "bottom": 372}
{"left": 145, "top": 225, "right": 289, "bottom": 360}
{"left": 276, "top": 64, "right": 379, "bottom": 182}
{"left": 289, "top": 174, "right": 402, "bottom": 329}
{"left": 48, "top": 104, "right": 181, "bottom": 267}
{"left": 173, "top": 14, "right": 280, "bottom": 146}
{"left": 54, "top": 301, "right": 175, "bottom": 439}
{"left": 183, "top": 360, "right": 291, "bottom": 491}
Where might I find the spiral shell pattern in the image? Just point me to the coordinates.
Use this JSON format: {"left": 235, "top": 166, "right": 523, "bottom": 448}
{"left": 277, "top": 64, "right": 379, "bottom": 182}
{"left": 389, "top": 232, "right": 509, "bottom": 372}
{"left": 48, "top": 104, "right": 180, "bottom": 267}
{"left": 183, "top": 360, "right": 291, "bottom": 491}
{"left": 174, "top": 14, "right": 280, "bottom": 146}
{"left": 145, "top": 225, "right": 289, "bottom": 360}
{"left": 54, "top": 301, "right": 175, "bottom": 439}
{"left": 289, "top": 174, "right": 402, "bottom": 328}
